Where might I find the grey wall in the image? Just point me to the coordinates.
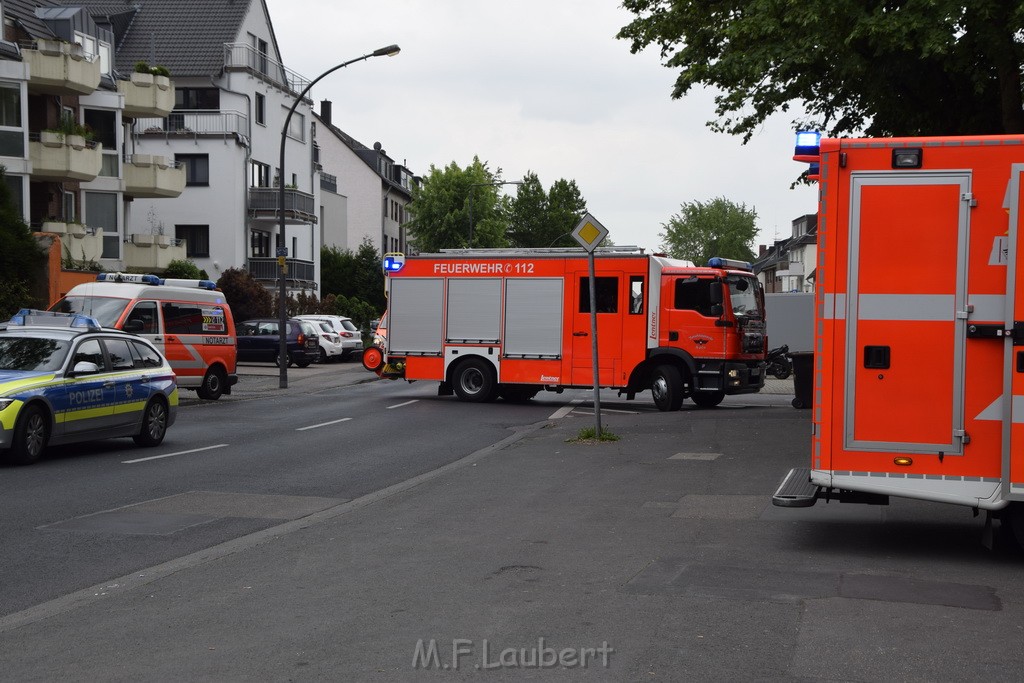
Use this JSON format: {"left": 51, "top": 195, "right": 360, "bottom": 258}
{"left": 765, "top": 292, "right": 814, "bottom": 352}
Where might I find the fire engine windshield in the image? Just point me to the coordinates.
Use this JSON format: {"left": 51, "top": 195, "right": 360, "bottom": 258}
{"left": 727, "top": 276, "right": 762, "bottom": 318}
{"left": 49, "top": 296, "right": 130, "bottom": 328}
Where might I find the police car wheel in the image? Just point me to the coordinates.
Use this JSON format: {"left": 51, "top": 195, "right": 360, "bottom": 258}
{"left": 196, "top": 367, "right": 226, "bottom": 401}
{"left": 133, "top": 399, "right": 168, "bottom": 447}
{"left": 8, "top": 404, "right": 48, "bottom": 465}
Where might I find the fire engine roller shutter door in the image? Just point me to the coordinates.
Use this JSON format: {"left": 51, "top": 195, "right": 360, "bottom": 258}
{"left": 446, "top": 278, "right": 501, "bottom": 343}
{"left": 1007, "top": 165, "right": 1024, "bottom": 499}
{"left": 845, "top": 173, "right": 969, "bottom": 455}
{"left": 389, "top": 278, "right": 444, "bottom": 354}
{"left": 504, "top": 278, "right": 563, "bottom": 357}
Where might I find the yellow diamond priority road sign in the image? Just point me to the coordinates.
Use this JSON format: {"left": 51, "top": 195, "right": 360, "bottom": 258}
{"left": 571, "top": 213, "right": 609, "bottom": 253}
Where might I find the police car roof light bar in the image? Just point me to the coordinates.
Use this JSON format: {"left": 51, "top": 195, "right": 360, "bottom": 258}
{"left": 707, "top": 257, "right": 753, "bottom": 271}
{"left": 9, "top": 309, "right": 101, "bottom": 330}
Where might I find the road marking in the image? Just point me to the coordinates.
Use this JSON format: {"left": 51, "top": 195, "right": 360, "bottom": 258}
{"left": 296, "top": 417, "right": 352, "bottom": 431}
{"left": 123, "top": 444, "right": 228, "bottom": 464}
{"left": 387, "top": 400, "right": 419, "bottom": 410}
{"left": 548, "top": 399, "right": 583, "bottom": 420}
{"left": 575, "top": 407, "right": 639, "bottom": 415}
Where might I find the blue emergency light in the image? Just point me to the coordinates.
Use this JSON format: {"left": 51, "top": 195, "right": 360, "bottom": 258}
{"left": 9, "top": 309, "right": 101, "bottom": 330}
{"left": 97, "top": 272, "right": 161, "bottom": 285}
{"left": 707, "top": 257, "right": 752, "bottom": 271}
{"left": 383, "top": 252, "right": 405, "bottom": 273}
{"left": 794, "top": 130, "right": 821, "bottom": 157}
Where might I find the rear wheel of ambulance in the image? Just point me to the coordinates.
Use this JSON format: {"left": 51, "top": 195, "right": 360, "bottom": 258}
{"left": 651, "top": 365, "right": 684, "bottom": 412}
{"left": 691, "top": 390, "right": 725, "bottom": 408}
{"left": 133, "top": 398, "right": 169, "bottom": 447}
{"left": 452, "top": 358, "right": 497, "bottom": 403}
{"left": 196, "top": 366, "right": 226, "bottom": 400}
{"left": 7, "top": 404, "right": 49, "bottom": 465}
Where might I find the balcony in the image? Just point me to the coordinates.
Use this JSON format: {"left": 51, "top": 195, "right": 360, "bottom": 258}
{"left": 124, "top": 233, "right": 186, "bottom": 271}
{"left": 124, "top": 154, "right": 186, "bottom": 198}
{"left": 247, "top": 257, "right": 315, "bottom": 285}
{"left": 30, "top": 133, "right": 103, "bottom": 181}
{"left": 119, "top": 73, "right": 175, "bottom": 118}
{"left": 41, "top": 223, "right": 105, "bottom": 263}
{"left": 223, "top": 42, "right": 310, "bottom": 98}
{"left": 135, "top": 110, "right": 249, "bottom": 141}
{"left": 22, "top": 40, "right": 101, "bottom": 95}
{"left": 248, "top": 187, "right": 317, "bottom": 224}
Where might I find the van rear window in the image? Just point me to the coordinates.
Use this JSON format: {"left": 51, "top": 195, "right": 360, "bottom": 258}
{"left": 162, "top": 302, "right": 228, "bottom": 335}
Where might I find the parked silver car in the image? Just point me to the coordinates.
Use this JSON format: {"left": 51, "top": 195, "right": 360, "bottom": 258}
{"left": 294, "top": 315, "right": 362, "bottom": 361}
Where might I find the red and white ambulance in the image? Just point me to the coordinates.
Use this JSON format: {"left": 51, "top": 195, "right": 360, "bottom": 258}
{"left": 773, "top": 132, "right": 1024, "bottom": 545}
{"left": 364, "top": 247, "right": 766, "bottom": 408}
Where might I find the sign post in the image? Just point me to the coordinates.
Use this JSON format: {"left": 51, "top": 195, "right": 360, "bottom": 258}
{"left": 571, "top": 213, "right": 610, "bottom": 437}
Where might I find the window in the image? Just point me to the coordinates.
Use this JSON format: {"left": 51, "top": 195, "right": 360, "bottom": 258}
{"left": 250, "top": 160, "right": 271, "bottom": 187}
{"left": 174, "top": 88, "right": 220, "bottom": 110}
{"left": 0, "top": 82, "right": 23, "bottom": 157}
{"left": 249, "top": 34, "right": 270, "bottom": 75}
{"left": 251, "top": 229, "right": 270, "bottom": 257}
{"left": 629, "top": 276, "right": 644, "bottom": 314}
{"left": 84, "top": 108, "right": 117, "bottom": 176}
{"left": 129, "top": 340, "right": 163, "bottom": 368}
{"left": 579, "top": 277, "right": 618, "bottom": 314}
{"left": 125, "top": 301, "right": 159, "bottom": 335}
{"left": 4, "top": 174, "right": 23, "bottom": 218}
{"left": 72, "top": 339, "right": 105, "bottom": 371}
{"left": 255, "top": 93, "right": 265, "bottom": 125}
{"left": 674, "top": 278, "right": 717, "bottom": 317}
{"left": 286, "top": 111, "right": 304, "bottom": 141}
{"left": 175, "top": 154, "right": 209, "bottom": 186}
{"left": 175, "top": 225, "right": 210, "bottom": 257}
{"left": 63, "top": 191, "right": 75, "bottom": 223}
{"left": 86, "top": 192, "right": 118, "bottom": 259}
{"left": 104, "top": 339, "right": 135, "bottom": 370}
{"left": 162, "top": 302, "right": 206, "bottom": 335}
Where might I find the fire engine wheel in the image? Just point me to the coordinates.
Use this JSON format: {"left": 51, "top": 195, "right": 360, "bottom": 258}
{"left": 196, "top": 367, "right": 226, "bottom": 400}
{"left": 452, "top": 358, "right": 497, "bottom": 403}
{"left": 651, "top": 365, "right": 684, "bottom": 412}
{"left": 133, "top": 398, "right": 168, "bottom": 447}
{"left": 7, "top": 403, "right": 49, "bottom": 465}
{"left": 362, "top": 346, "right": 385, "bottom": 372}
{"left": 691, "top": 390, "right": 725, "bottom": 408}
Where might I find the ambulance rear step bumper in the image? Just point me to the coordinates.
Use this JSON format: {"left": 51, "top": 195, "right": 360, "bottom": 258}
{"left": 772, "top": 467, "right": 890, "bottom": 507}
{"left": 772, "top": 467, "right": 820, "bottom": 507}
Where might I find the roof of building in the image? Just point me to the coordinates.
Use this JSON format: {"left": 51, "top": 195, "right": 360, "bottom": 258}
{"left": 5, "top": 0, "right": 67, "bottom": 40}
{"left": 54, "top": 0, "right": 257, "bottom": 76}
{"left": 313, "top": 110, "right": 413, "bottom": 200}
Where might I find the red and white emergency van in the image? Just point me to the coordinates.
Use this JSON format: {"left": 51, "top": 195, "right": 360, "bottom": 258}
{"left": 772, "top": 132, "right": 1024, "bottom": 545}
{"left": 50, "top": 273, "right": 238, "bottom": 400}
{"left": 363, "top": 247, "right": 766, "bottom": 408}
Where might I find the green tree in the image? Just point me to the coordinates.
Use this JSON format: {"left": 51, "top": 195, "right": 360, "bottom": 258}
{"left": 659, "top": 198, "right": 757, "bottom": 266}
{"left": 163, "top": 259, "right": 206, "bottom": 280}
{"left": 507, "top": 173, "right": 588, "bottom": 248}
{"left": 320, "top": 238, "right": 385, "bottom": 313}
{"left": 0, "top": 168, "right": 45, "bottom": 317}
{"left": 617, "top": 1, "right": 1024, "bottom": 140}
{"left": 406, "top": 157, "right": 509, "bottom": 251}
{"left": 216, "top": 267, "right": 272, "bottom": 322}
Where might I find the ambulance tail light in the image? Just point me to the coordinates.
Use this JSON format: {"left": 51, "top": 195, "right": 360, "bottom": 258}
{"left": 793, "top": 130, "right": 821, "bottom": 181}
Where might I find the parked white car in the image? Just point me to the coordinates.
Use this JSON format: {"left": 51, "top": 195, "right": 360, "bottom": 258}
{"left": 312, "top": 321, "right": 344, "bottom": 363}
{"left": 295, "top": 315, "right": 363, "bottom": 361}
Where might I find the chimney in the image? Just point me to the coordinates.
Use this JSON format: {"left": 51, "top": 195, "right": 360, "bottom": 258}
{"left": 320, "top": 100, "right": 332, "bottom": 126}
{"left": 759, "top": 244, "right": 766, "bottom": 256}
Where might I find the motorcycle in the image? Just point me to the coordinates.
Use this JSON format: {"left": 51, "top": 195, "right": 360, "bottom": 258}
{"left": 765, "top": 344, "right": 792, "bottom": 380}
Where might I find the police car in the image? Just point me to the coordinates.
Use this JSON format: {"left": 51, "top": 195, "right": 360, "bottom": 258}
{"left": 0, "top": 309, "right": 178, "bottom": 465}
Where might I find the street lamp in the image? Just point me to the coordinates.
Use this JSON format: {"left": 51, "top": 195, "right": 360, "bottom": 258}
{"left": 277, "top": 44, "right": 400, "bottom": 389}
{"left": 467, "top": 180, "right": 522, "bottom": 247}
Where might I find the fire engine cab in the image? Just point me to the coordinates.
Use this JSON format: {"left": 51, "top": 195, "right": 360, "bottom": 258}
{"left": 364, "top": 247, "right": 766, "bottom": 408}
{"left": 773, "top": 132, "right": 1024, "bottom": 546}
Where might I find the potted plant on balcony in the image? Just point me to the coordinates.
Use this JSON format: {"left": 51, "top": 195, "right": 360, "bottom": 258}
{"left": 132, "top": 61, "right": 154, "bottom": 87}
{"left": 43, "top": 115, "right": 94, "bottom": 149}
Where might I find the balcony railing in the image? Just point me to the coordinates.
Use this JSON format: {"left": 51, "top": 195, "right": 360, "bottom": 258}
{"left": 249, "top": 187, "right": 317, "bottom": 224}
{"left": 320, "top": 172, "right": 338, "bottom": 193}
{"left": 22, "top": 39, "right": 101, "bottom": 95}
{"left": 247, "top": 257, "right": 315, "bottom": 283}
{"left": 223, "top": 43, "right": 310, "bottom": 98}
{"left": 123, "top": 154, "right": 186, "bottom": 198}
{"left": 134, "top": 110, "right": 249, "bottom": 140}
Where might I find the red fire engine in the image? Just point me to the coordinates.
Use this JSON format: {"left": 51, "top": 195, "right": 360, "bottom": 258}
{"left": 363, "top": 247, "right": 766, "bottom": 408}
{"left": 773, "top": 132, "right": 1024, "bottom": 545}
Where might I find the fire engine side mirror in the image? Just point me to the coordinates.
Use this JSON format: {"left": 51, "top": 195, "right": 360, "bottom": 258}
{"left": 710, "top": 304, "right": 724, "bottom": 317}
{"left": 709, "top": 281, "right": 723, "bottom": 305}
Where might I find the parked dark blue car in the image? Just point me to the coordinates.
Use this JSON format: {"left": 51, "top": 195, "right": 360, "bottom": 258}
{"left": 236, "top": 318, "right": 319, "bottom": 367}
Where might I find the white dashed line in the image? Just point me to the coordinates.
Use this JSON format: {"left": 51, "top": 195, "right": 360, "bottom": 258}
{"left": 296, "top": 417, "right": 353, "bottom": 431}
{"left": 387, "top": 400, "right": 419, "bottom": 410}
{"left": 123, "top": 444, "right": 229, "bottom": 464}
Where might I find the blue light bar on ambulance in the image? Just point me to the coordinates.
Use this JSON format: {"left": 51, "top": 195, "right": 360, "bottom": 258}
{"left": 707, "top": 257, "right": 752, "bottom": 271}
{"left": 9, "top": 308, "right": 101, "bottom": 330}
{"left": 794, "top": 130, "right": 821, "bottom": 158}
{"left": 162, "top": 278, "right": 217, "bottom": 290}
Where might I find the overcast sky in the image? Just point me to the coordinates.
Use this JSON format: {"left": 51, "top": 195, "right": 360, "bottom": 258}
{"left": 265, "top": 0, "right": 818, "bottom": 254}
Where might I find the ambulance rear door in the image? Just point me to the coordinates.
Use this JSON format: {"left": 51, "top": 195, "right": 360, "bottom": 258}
{"left": 1005, "top": 165, "right": 1024, "bottom": 500}
{"left": 844, "top": 172, "right": 971, "bottom": 455}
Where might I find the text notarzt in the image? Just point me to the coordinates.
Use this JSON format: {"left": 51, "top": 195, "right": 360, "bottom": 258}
{"left": 412, "top": 638, "right": 613, "bottom": 670}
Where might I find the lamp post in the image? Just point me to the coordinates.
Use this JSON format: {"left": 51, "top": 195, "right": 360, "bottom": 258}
{"left": 467, "top": 180, "right": 522, "bottom": 247}
{"left": 277, "top": 44, "right": 400, "bottom": 389}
